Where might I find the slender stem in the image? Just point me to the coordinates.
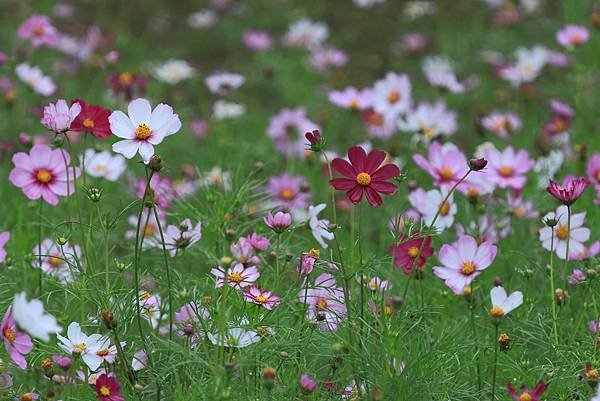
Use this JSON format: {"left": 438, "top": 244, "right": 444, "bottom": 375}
{"left": 275, "top": 234, "right": 281, "bottom": 286}
{"left": 38, "top": 200, "right": 43, "bottom": 296}
{"left": 469, "top": 302, "right": 482, "bottom": 392}
{"left": 323, "top": 153, "right": 337, "bottom": 226}
{"left": 549, "top": 227, "right": 559, "bottom": 345}
{"left": 152, "top": 205, "right": 173, "bottom": 340}
{"left": 563, "top": 205, "right": 572, "bottom": 288}
{"left": 357, "top": 203, "right": 364, "bottom": 331}
{"left": 491, "top": 322, "right": 499, "bottom": 401}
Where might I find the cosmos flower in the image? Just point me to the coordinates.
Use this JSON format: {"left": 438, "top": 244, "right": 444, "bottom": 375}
{"left": 300, "top": 373, "right": 317, "bottom": 394}
{"left": 310, "top": 47, "right": 348, "bottom": 71}
{"left": 80, "top": 150, "right": 126, "bottom": 181}
{"left": 230, "top": 238, "right": 262, "bottom": 266}
{"left": 539, "top": 205, "right": 590, "bottom": 259}
{"left": 362, "top": 109, "right": 398, "bottom": 139}
{"left": 242, "top": 30, "right": 273, "bottom": 51}
{"left": 282, "top": 18, "right": 329, "bottom": 49}
{"left": 328, "top": 87, "right": 373, "bottom": 110}
{"left": 484, "top": 146, "right": 533, "bottom": 191}
{"left": 556, "top": 24, "right": 589, "bottom": 47}
{"left": 389, "top": 234, "right": 434, "bottom": 274}
{"left": 546, "top": 176, "right": 590, "bottom": 205}
{"left": 17, "top": 15, "right": 59, "bottom": 48}
{"left": 243, "top": 286, "right": 281, "bottom": 310}
{"left": 412, "top": 141, "right": 470, "bottom": 189}
{"left": 208, "top": 326, "right": 261, "bottom": 348}
{"left": 409, "top": 187, "right": 457, "bottom": 230}
{"left": 267, "top": 108, "right": 319, "bottom": 158}
{"left": 41, "top": 99, "right": 81, "bottom": 133}
{"left": 205, "top": 72, "right": 245, "bottom": 95}
{"left": 213, "top": 100, "right": 246, "bottom": 120}
{"left": 398, "top": 101, "right": 457, "bottom": 141}
{"left": 433, "top": 235, "right": 497, "bottom": 295}
{"left": 161, "top": 218, "right": 202, "bottom": 257}
{"left": 211, "top": 263, "right": 260, "bottom": 290}
{"left": 265, "top": 173, "right": 310, "bottom": 211}
{"left": 152, "top": 59, "right": 195, "bottom": 84}
{"left": 57, "top": 322, "right": 108, "bottom": 371}
{"left": 12, "top": 293, "right": 61, "bottom": 342}
{"left": 107, "top": 72, "right": 146, "bottom": 100}
{"left": 0, "top": 232, "right": 9, "bottom": 263}
{"left": 299, "top": 273, "right": 347, "bottom": 331}
{"left": 134, "top": 173, "right": 177, "bottom": 210}
{"left": 95, "top": 374, "right": 124, "bottom": 401}
{"left": 69, "top": 99, "right": 112, "bottom": 139}
{"left": 264, "top": 211, "right": 292, "bottom": 233}
{"left": 131, "top": 350, "right": 148, "bottom": 371}
{"left": 586, "top": 154, "right": 600, "bottom": 203}
{"left": 490, "top": 286, "right": 523, "bottom": 317}
{"left": 109, "top": 98, "right": 181, "bottom": 162}
{"left": 32, "top": 239, "right": 81, "bottom": 283}
{"left": 9, "top": 144, "right": 79, "bottom": 206}
{"left": 480, "top": 112, "right": 521, "bottom": 138}
{"left": 307, "top": 204, "right": 334, "bottom": 248}
{"left": 371, "top": 72, "right": 412, "bottom": 117}
{"left": 507, "top": 381, "right": 547, "bottom": 401}
{"left": 1, "top": 307, "right": 33, "bottom": 369}
{"left": 15, "top": 63, "right": 56, "bottom": 96}
{"left": 330, "top": 146, "right": 399, "bottom": 207}
{"left": 499, "top": 45, "right": 548, "bottom": 86}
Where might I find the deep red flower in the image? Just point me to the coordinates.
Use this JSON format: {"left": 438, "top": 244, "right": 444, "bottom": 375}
{"left": 389, "top": 234, "right": 434, "bottom": 275}
{"left": 69, "top": 99, "right": 112, "bottom": 140}
{"left": 546, "top": 176, "right": 589, "bottom": 205}
{"left": 507, "top": 380, "right": 547, "bottom": 401}
{"left": 330, "top": 146, "right": 399, "bottom": 207}
{"left": 95, "top": 374, "right": 124, "bottom": 401}
{"left": 107, "top": 72, "right": 146, "bottom": 100}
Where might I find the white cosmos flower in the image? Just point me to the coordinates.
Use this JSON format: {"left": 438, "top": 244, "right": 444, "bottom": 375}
{"left": 15, "top": 63, "right": 56, "bottom": 96}
{"left": 109, "top": 98, "right": 181, "bottom": 162}
{"left": 539, "top": 205, "right": 590, "bottom": 260}
{"left": 57, "top": 322, "right": 109, "bottom": 371}
{"left": 208, "top": 327, "right": 261, "bottom": 348}
{"left": 81, "top": 149, "right": 126, "bottom": 181}
{"left": 409, "top": 188, "right": 456, "bottom": 231}
{"left": 12, "top": 292, "right": 62, "bottom": 342}
{"left": 307, "top": 204, "right": 334, "bottom": 248}
{"left": 153, "top": 59, "right": 195, "bottom": 85}
{"left": 490, "top": 286, "right": 523, "bottom": 317}
{"left": 213, "top": 100, "right": 245, "bottom": 120}
{"left": 205, "top": 72, "right": 245, "bottom": 95}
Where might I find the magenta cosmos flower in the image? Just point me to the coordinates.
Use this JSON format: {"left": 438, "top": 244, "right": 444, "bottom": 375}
{"left": 264, "top": 211, "right": 292, "bottom": 233}
{"left": 330, "top": 146, "right": 399, "bottom": 207}
{"left": 9, "top": 144, "right": 79, "bottom": 206}
{"left": 266, "top": 173, "right": 310, "bottom": 212}
{"left": 484, "top": 146, "right": 533, "bottom": 191}
{"left": 586, "top": 153, "right": 600, "bottom": 204}
{"left": 507, "top": 381, "right": 547, "bottom": 401}
{"left": 389, "top": 234, "right": 434, "bottom": 275}
{"left": 433, "top": 235, "right": 497, "bottom": 294}
{"left": 17, "top": 15, "right": 59, "bottom": 48}
{"left": 2, "top": 306, "right": 33, "bottom": 369}
{"left": 546, "top": 176, "right": 589, "bottom": 205}
{"left": 556, "top": 24, "right": 589, "bottom": 47}
{"left": 412, "top": 142, "right": 470, "bottom": 189}
{"left": 243, "top": 286, "right": 281, "bottom": 310}
{"left": 211, "top": 263, "right": 260, "bottom": 290}
{"left": 41, "top": 99, "right": 81, "bottom": 133}
{"left": 95, "top": 374, "right": 124, "bottom": 401}
{"left": 300, "top": 373, "right": 317, "bottom": 394}
{"left": 299, "top": 273, "right": 346, "bottom": 332}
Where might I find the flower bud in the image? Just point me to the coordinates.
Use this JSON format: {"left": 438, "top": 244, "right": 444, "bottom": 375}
{"left": 498, "top": 333, "right": 510, "bottom": 351}
{"left": 101, "top": 309, "right": 117, "bottom": 330}
{"left": 148, "top": 154, "right": 163, "bottom": 172}
{"left": 469, "top": 157, "right": 488, "bottom": 171}
{"left": 262, "top": 367, "right": 276, "bottom": 390}
{"left": 86, "top": 186, "right": 103, "bottom": 203}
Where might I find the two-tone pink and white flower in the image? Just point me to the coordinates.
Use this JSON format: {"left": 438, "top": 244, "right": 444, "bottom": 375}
{"left": 41, "top": 99, "right": 81, "bottom": 133}
{"left": 211, "top": 263, "right": 260, "bottom": 289}
{"left": 243, "top": 286, "right": 281, "bottom": 310}
{"left": 539, "top": 205, "right": 591, "bottom": 259}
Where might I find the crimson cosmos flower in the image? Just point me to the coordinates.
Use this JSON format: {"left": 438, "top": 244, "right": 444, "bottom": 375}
{"left": 330, "top": 146, "right": 399, "bottom": 207}
{"left": 507, "top": 381, "right": 547, "bottom": 401}
{"left": 389, "top": 234, "right": 434, "bottom": 275}
{"left": 546, "top": 176, "right": 589, "bottom": 205}
{"left": 70, "top": 99, "right": 112, "bottom": 140}
{"left": 95, "top": 374, "right": 124, "bottom": 401}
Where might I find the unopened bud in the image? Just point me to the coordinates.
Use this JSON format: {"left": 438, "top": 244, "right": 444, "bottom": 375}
{"left": 148, "top": 155, "right": 163, "bottom": 172}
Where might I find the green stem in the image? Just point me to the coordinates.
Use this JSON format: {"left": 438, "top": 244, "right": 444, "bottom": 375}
{"left": 491, "top": 323, "right": 499, "bottom": 401}
{"left": 549, "top": 227, "right": 559, "bottom": 345}
{"left": 469, "top": 302, "right": 482, "bottom": 392}
{"left": 37, "top": 200, "right": 43, "bottom": 296}
{"left": 152, "top": 205, "right": 174, "bottom": 340}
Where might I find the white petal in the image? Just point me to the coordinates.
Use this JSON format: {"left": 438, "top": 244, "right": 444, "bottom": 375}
{"left": 490, "top": 286, "right": 507, "bottom": 307}
{"left": 128, "top": 98, "right": 152, "bottom": 126}
{"left": 112, "top": 140, "right": 141, "bottom": 159}
{"left": 108, "top": 111, "right": 135, "bottom": 139}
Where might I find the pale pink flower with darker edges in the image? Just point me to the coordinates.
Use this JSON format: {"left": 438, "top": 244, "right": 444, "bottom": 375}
{"left": 18, "top": 15, "right": 59, "bottom": 48}
{"left": 433, "top": 235, "right": 497, "bottom": 294}
{"left": 211, "top": 263, "right": 260, "bottom": 289}
{"left": 9, "top": 144, "right": 79, "bottom": 206}
{"left": 33, "top": 239, "right": 82, "bottom": 283}
{"left": 264, "top": 211, "right": 292, "bottom": 233}
{"left": 571, "top": 241, "right": 600, "bottom": 261}
{"left": 41, "top": 99, "right": 81, "bottom": 133}
{"left": 242, "top": 30, "right": 273, "bottom": 51}
{"left": 480, "top": 112, "right": 521, "bottom": 138}
{"left": 310, "top": 47, "right": 348, "bottom": 71}
{"left": 267, "top": 108, "right": 319, "bottom": 158}
{"left": 161, "top": 218, "right": 201, "bottom": 257}
{"left": 243, "top": 286, "right": 281, "bottom": 310}
{"left": 539, "top": 205, "right": 590, "bottom": 259}
{"left": 328, "top": 87, "right": 372, "bottom": 110}
{"left": 484, "top": 146, "right": 533, "bottom": 191}
{"left": 587, "top": 154, "right": 600, "bottom": 204}
{"left": 242, "top": 233, "right": 270, "bottom": 252}
{"left": 546, "top": 176, "right": 589, "bottom": 205}
{"left": 401, "top": 32, "right": 428, "bottom": 53}
{"left": 412, "top": 141, "right": 470, "bottom": 189}
{"left": 300, "top": 374, "right": 317, "bottom": 393}
{"left": 2, "top": 306, "right": 33, "bottom": 369}
{"left": 265, "top": 173, "right": 310, "bottom": 211}
{"left": 299, "top": 273, "right": 346, "bottom": 331}
{"left": 556, "top": 24, "right": 589, "bottom": 47}
{"left": 230, "top": 238, "right": 261, "bottom": 266}
{"left": 362, "top": 109, "right": 398, "bottom": 139}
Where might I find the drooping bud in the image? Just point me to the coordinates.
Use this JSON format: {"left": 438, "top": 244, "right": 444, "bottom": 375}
{"left": 468, "top": 157, "right": 488, "bottom": 171}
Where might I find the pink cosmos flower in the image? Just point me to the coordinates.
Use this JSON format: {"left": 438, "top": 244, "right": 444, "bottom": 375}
{"left": 586, "top": 154, "right": 600, "bottom": 204}
{"left": 480, "top": 112, "right": 521, "bottom": 138}
{"left": 211, "top": 263, "right": 260, "bottom": 289}
{"left": 362, "top": 109, "right": 398, "bottom": 139}
{"left": 2, "top": 306, "right": 33, "bottom": 369}
{"left": 17, "top": 15, "right": 59, "bottom": 48}
{"left": 267, "top": 108, "right": 319, "bottom": 158}
{"left": 556, "top": 24, "right": 589, "bottom": 47}
{"left": 408, "top": 187, "right": 457, "bottom": 230}
{"left": 175, "top": 302, "right": 209, "bottom": 340}
{"left": 372, "top": 72, "right": 412, "bottom": 117}
{"left": 361, "top": 276, "right": 389, "bottom": 292}
{"left": 310, "top": 47, "right": 348, "bottom": 71}
{"left": 109, "top": 98, "right": 181, "bottom": 162}
{"left": 412, "top": 142, "right": 470, "bottom": 189}
{"left": 230, "top": 238, "right": 261, "bottom": 266}
{"left": 265, "top": 173, "right": 310, "bottom": 211}
{"left": 299, "top": 273, "right": 346, "bottom": 331}
{"left": 264, "top": 211, "right": 292, "bottom": 233}
{"left": 9, "top": 144, "right": 79, "bottom": 206}
{"left": 539, "top": 205, "right": 590, "bottom": 259}
{"left": 504, "top": 194, "right": 539, "bottom": 219}
{"left": 568, "top": 269, "right": 587, "bottom": 285}
{"left": 41, "top": 99, "right": 81, "bottom": 133}
{"left": 484, "top": 146, "right": 533, "bottom": 191}
{"left": 161, "top": 218, "right": 201, "bottom": 257}
{"left": 507, "top": 381, "right": 547, "bottom": 401}
{"left": 328, "top": 87, "right": 372, "bottom": 110}
{"left": 571, "top": 241, "right": 600, "bottom": 261}
{"left": 433, "top": 235, "right": 497, "bottom": 294}
{"left": 33, "top": 239, "right": 82, "bottom": 283}
{"left": 300, "top": 374, "right": 317, "bottom": 394}
{"left": 546, "top": 176, "right": 589, "bottom": 205}
{"left": 243, "top": 286, "right": 281, "bottom": 310}
{"left": 242, "top": 233, "right": 270, "bottom": 252}
{"left": 242, "top": 30, "right": 273, "bottom": 51}
{"left": 0, "top": 232, "right": 9, "bottom": 263}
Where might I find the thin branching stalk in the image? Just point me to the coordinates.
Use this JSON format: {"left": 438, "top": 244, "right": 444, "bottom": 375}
{"left": 152, "top": 204, "right": 174, "bottom": 340}
{"left": 549, "top": 226, "right": 559, "bottom": 345}
{"left": 491, "top": 321, "right": 500, "bottom": 401}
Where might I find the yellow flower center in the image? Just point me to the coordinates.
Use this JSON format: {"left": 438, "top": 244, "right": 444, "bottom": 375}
{"left": 96, "top": 348, "right": 110, "bottom": 357}
{"left": 588, "top": 369, "right": 599, "bottom": 379}
{"left": 99, "top": 386, "right": 111, "bottom": 396}
{"left": 556, "top": 225, "right": 569, "bottom": 240}
{"left": 139, "top": 291, "right": 150, "bottom": 301}
{"left": 36, "top": 169, "right": 52, "bottom": 183}
{"left": 144, "top": 225, "right": 155, "bottom": 237}
{"left": 255, "top": 295, "right": 268, "bottom": 303}
{"left": 407, "top": 246, "right": 420, "bottom": 258}
{"left": 48, "top": 256, "right": 62, "bottom": 268}
{"left": 513, "top": 207, "right": 525, "bottom": 218}
{"left": 315, "top": 299, "right": 328, "bottom": 311}
{"left": 439, "top": 167, "right": 454, "bottom": 180}
{"left": 461, "top": 261, "right": 475, "bottom": 275}
{"left": 499, "top": 166, "right": 513, "bottom": 177}
{"left": 279, "top": 188, "right": 295, "bottom": 201}
{"left": 571, "top": 34, "right": 584, "bottom": 44}
{"left": 3, "top": 328, "right": 16, "bottom": 342}
{"left": 368, "top": 112, "right": 384, "bottom": 126}
{"left": 519, "top": 393, "right": 532, "bottom": 401}
{"left": 349, "top": 99, "right": 360, "bottom": 109}
{"left": 422, "top": 127, "right": 435, "bottom": 138}
{"left": 20, "top": 393, "right": 34, "bottom": 401}
{"left": 356, "top": 172, "right": 372, "bottom": 186}
{"left": 491, "top": 306, "right": 505, "bottom": 317}
{"left": 32, "top": 25, "right": 44, "bottom": 37}
{"left": 228, "top": 272, "right": 243, "bottom": 283}
{"left": 41, "top": 358, "right": 52, "bottom": 369}
{"left": 467, "top": 187, "right": 479, "bottom": 198}
{"left": 308, "top": 248, "right": 320, "bottom": 258}
{"left": 119, "top": 72, "right": 133, "bottom": 85}
{"left": 135, "top": 123, "right": 152, "bottom": 140}
{"left": 387, "top": 90, "right": 401, "bottom": 104}
{"left": 83, "top": 118, "right": 95, "bottom": 128}
{"left": 439, "top": 201, "right": 450, "bottom": 216}
{"left": 74, "top": 343, "right": 87, "bottom": 352}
